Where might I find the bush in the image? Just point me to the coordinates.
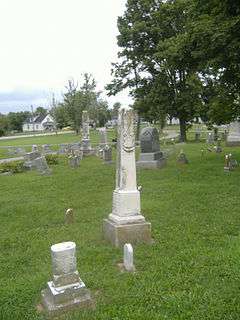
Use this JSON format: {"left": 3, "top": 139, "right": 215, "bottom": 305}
{"left": 45, "top": 154, "right": 59, "bottom": 165}
{"left": 0, "top": 160, "right": 25, "bottom": 174}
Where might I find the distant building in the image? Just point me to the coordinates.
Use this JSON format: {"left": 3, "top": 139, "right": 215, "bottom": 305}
{"left": 22, "top": 114, "right": 55, "bottom": 132}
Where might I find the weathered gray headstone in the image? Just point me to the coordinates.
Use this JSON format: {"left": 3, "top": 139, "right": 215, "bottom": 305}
{"left": 99, "top": 128, "right": 108, "bottom": 147}
{"left": 70, "top": 142, "right": 81, "bottom": 153}
{"left": 103, "top": 106, "right": 151, "bottom": 247}
{"left": 41, "top": 242, "right": 92, "bottom": 316}
{"left": 137, "top": 127, "right": 166, "bottom": 169}
{"left": 103, "top": 145, "right": 112, "bottom": 164}
{"left": 68, "top": 155, "right": 80, "bottom": 168}
{"left": 206, "top": 132, "right": 214, "bottom": 144}
{"left": 24, "top": 151, "right": 42, "bottom": 169}
{"left": 226, "top": 121, "right": 240, "bottom": 146}
{"left": 123, "top": 243, "right": 135, "bottom": 272}
{"left": 33, "top": 156, "right": 52, "bottom": 175}
{"left": 215, "top": 139, "right": 222, "bottom": 153}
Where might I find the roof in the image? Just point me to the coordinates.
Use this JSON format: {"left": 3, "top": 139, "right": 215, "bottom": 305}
{"left": 24, "top": 114, "right": 53, "bottom": 124}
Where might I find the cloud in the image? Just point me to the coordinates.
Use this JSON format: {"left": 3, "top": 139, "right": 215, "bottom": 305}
{"left": 0, "top": 89, "right": 60, "bottom": 114}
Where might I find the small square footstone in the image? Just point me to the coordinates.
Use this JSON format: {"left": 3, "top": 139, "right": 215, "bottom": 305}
{"left": 40, "top": 242, "right": 93, "bottom": 317}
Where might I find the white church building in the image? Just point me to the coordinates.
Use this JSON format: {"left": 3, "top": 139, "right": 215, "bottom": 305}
{"left": 22, "top": 114, "right": 55, "bottom": 132}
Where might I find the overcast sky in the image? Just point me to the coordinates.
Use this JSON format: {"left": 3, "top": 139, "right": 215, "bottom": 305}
{"left": 0, "top": 0, "right": 132, "bottom": 114}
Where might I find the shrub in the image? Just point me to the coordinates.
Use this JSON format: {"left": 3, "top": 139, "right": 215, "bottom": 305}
{"left": 0, "top": 160, "right": 25, "bottom": 174}
{"left": 45, "top": 154, "right": 59, "bottom": 165}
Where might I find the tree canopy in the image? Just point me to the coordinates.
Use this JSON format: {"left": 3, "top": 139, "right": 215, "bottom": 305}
{"left": 107, "top": 0, "right": 240, "bottom": 141}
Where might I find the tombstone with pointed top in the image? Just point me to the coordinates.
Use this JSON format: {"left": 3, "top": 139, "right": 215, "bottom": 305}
{"left": 137, "top": 127, "right": 166, "bottom": 169}
{"left": 41, "top": 242, "right": 92, "bottom": 316}
{"left": 123, "top": 243, "right": 135, "bottom": 272}
{"left": 177, "top": 150, "right": 189, "bottom": 164}
{"left": 103, "top": 107, "right": 151, "bottom": 247}
{"left": 226, "top": 121, "right": 240, "bottom": 146}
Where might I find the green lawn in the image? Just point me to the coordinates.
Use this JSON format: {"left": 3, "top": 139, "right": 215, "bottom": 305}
{"left": 1, "top": 142, "right": 240, "bottom": 320}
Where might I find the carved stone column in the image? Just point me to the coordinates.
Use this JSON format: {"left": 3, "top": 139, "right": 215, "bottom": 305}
{"left": 103, "top": 107, "right": 151, "bottom": 247}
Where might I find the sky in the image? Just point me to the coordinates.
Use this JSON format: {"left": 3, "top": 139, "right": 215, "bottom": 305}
{"left": 0, "top": 0, "right": 132, "bottom": 114}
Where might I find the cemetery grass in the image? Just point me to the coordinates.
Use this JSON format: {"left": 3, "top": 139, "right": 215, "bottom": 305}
{"left": 1, "top": 143, "right": 240, "bottom": 319}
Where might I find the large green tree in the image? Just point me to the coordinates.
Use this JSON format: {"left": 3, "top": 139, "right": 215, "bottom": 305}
{"left": 107, "top": 0, "right": 203, "bottom": 141}
{"left": 53, "top": 73, "right": 110, "bottom": 133}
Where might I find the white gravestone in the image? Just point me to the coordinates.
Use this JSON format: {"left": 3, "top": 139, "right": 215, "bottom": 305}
{"left": 41, "top": 242, "right": 92, "bottom": 316}
{"left": 226, "top": 121, "right": 240, "bottom": 146}
{"left": 81, "top": 110, "right": 92, "bottom": 155}
{"left": 124, "top": 243, "right": 135, "bottom": 272}
{"left": 103, "top": 106, "right": 151, "bottom": 247}
{"left": 99, "top": 128, "right": 108, "bottom": 147}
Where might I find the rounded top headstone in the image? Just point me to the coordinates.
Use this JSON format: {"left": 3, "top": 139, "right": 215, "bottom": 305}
{"left": 140, "top": 127, "right": 160, "bottom": 153}
{"left": 51, "top": 242, "right": 76, "bottom": 253}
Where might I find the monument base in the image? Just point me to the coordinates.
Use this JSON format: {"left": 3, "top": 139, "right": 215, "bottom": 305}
{"left": 137, "top": 151, "right": 166, "bottom": 169}
{"left": 41, "top": 280, "right": 93, "bottom": 316}
{"left": 103, "top": 218, "right": 151, "bottom": 247}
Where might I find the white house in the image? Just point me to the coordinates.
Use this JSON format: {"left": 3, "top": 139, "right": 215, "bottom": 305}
{"left": 22, "top": 114, "right": 55, "bottom": 132}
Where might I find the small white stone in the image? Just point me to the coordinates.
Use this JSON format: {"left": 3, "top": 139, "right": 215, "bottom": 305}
{"left": 123, "top": 243, "right": 134, "bottom": 272}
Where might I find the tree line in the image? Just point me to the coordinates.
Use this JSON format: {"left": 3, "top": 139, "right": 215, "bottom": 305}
{"left": 106, "top": 0, "right": 240, "bottom": 141}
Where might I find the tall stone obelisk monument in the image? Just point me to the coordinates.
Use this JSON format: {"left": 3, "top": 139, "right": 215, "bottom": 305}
{"left": 103, "top": 106, "right": 151, "bottom": 247}
{"left": 81, "top": 110, "right": 92, "bottom": 155}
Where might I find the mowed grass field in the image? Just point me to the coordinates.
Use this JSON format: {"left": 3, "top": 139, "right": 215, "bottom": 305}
{"left": 1, "top": 139, "right": 240, "bottom": 319}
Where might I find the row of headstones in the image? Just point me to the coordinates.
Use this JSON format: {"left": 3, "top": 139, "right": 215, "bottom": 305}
{"left": 7, "top": 144, "right": 54, "bottom": 156}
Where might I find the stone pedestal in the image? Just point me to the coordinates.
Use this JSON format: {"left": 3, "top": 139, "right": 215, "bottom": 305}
{"left": 103, "top": 219, "right": 151, "bottom": 247}
{"left": 226, "top": 121, "right": 240, "bottom": 146}
{"left": 103, "top": 107, "right": 151, "bottom": 247}
{"left": 137, "top": 127, "right": 166, "bottom": 169}
{"left": 137, "top": 151, "right": 166, "bottom": 169}
{"left": 41, "top": 242, "right": 92, "bottom": 316}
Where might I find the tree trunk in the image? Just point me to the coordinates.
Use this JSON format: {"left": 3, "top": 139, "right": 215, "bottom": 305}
{"left": 179, "top": 118, "right": 187, "bottom": 142}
